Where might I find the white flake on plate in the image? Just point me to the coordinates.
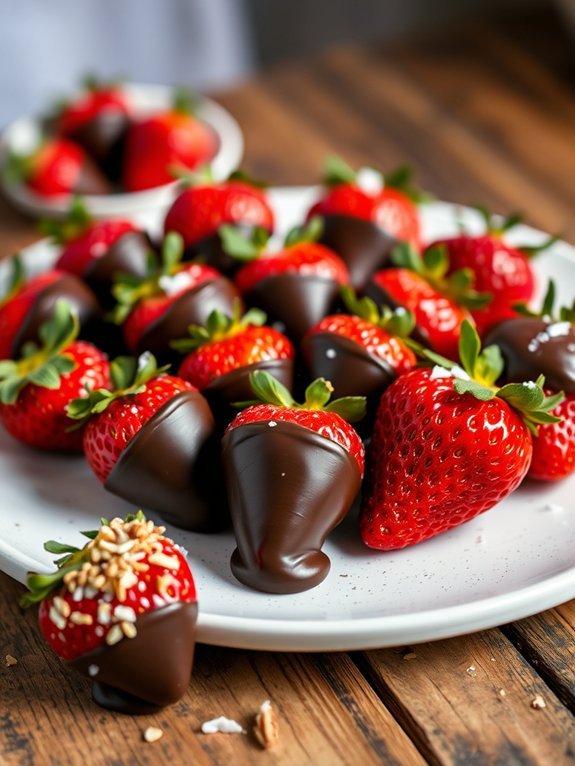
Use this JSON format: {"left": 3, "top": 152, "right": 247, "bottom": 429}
{"left": 541, "top": 503, "right": 564, "bottom": 513}
{"left": 201, "top": 716, "right": 246, "bottom": 734}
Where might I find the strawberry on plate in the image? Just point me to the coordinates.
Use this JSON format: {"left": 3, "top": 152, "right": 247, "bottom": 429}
{"left": 123, "top": 90, "right": 217, "bottom": 192}
{"left": 21, "top": 512, "right": 198, "bottom": 713}
{"left": 428, "top": 208, "right": 555, "bottom": 336}
{"left": 366, "top": 243, "right": 490, "bottom": 360}
{"left": 233, "top": 218, "right": 349, "bottom": 341}
{"left": 360, "top": 321, "right": 562, "bottom": 551}
{"left": 174, "top": 300, "right": 294, "bottom": 422}
{"left": 0, "top": 300, "right": 110, "bottom": 451}
{"left": 67, "top": 352, "right": 224, "bottom": 531}
{"left": 222, "top": 371, "right": 365, "bottom": 593}
{"left": 306, "top": 156, "right": 427, "bottom": 288}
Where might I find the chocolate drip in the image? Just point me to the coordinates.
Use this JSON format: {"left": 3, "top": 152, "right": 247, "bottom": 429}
{"left": 364, "top": 279, "right": 429, "bottom": 347}
{"left": 105, "top": 390, "right": 228, "bottom": 531}
{"left": 319, "top": 214, "right": 398, "bottom": 290}
{"left": 222, "top": 420, "right": 362, "bottom": 594}
{"left": 184, "top": 223, "right": 268, "bottom": 276}
{"left": 136, "top": 277, "right": 240, "bottom": 363}
{"left": 246, "top": 274, "right": 341, "bottom": 343}
{"left": 71, "top": 601, "right": 198, "bottom": 713}
{"left": 11, "top": 274, "right": 101, "bottom": 357}
{"left": 485, "top": 318, "right": 575, "bottom": 393}
{"left": 84, "top": 230, "right": 153, "bottom": 306}
{"left": 203, "top": 358, "right": 294, "bottom": 428}
{"left": 68, "top": 112, "right": 130, "bottom": 184}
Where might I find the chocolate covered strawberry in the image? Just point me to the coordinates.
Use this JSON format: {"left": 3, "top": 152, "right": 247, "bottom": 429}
{"left": 0, "top": 300, "right": 110, "bottom": 451}
{"left": 301, "top": 286, "right": 416, "bottom": 404}
{"left": 222, "top": 371, "right": 365, "bottom": 593}
{"left": 360, "top": 321, "right": 562, "bottom": 551}
{"left": 0, "top": 255, "right": 101, "bottom": 360}
{"left": 366, "top": 243, "right": 490, "bottom": 359}
{"left": 428, "top": 209, "right": 554, "bottom": 336}
{"left": 123, "top": 90, "right": 217, "bottom": 191}
{"left": 307, "top": 156, "right": 426, "bottom": 289}
{"left": 111, "top": 231, "right": 239, "bottom": 362}
{"left": 21, "top": 512, "right": 198, "bottom": 713}
{"left": 163, "top": 172, "right": 274, "bottom": 274}
{"left": 174, "top": 301, "right": 294, "bottom": 422}
{"left": 67, "top": 353, "right": 223, "bottom": 531}
{"left": 4, "top": 138, "right": 111, "bottom": 197}
{"left": 233, "top": 219, "right": 349, "bottom": 341}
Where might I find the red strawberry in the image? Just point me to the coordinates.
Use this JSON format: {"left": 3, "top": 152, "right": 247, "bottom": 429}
{"left": 123, "top": 90, "right": 217, "bottom": 191}
{"left": 21, "top": 512, "right": 198, "bottom": 711}
{"left": 366, "top": 243, "right": 489, "bottom": 360}
{"left": 163, "top": 173, "right": 274, "bottom": 272}
{"left": 428, "top": 209, "right": 554, "bottom": 336}
{"left": 5, "top": 138, "right": 111, "bottom": 197}
{"left": 67, "top": 353, "right": 223, "bottom": 531}
{"left": 222, "top": 371, "right": 365, "bottom": 593}
{"left": 111, "top": 231, "right": 239, "bottom": 359}
{"left": 0, "top": 301, "right": 110, "bottom": 451}
{"left": 360, "top": 321, "right": 561, "bottom": 551}
{"left": 233, "top": 219, "right": 349, "bottom": 341}
{"left": 529, "top": 392, "right": 575, "bottom": 481}
{"left": 302, "top": 286, "right": 416, "bottom": 401}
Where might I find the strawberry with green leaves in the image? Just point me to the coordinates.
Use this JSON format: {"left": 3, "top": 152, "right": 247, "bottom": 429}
{"left": 360, "top": 321, "right": 562, "bottom": 551}
{"left": 0, "top": 300, "right": 110, "bottom": 451}
{"left": 366, "top": 242, "right": 490, "bottom": 360}
{"left": 21, "top": 512, "right": 198, "bottom": 712}
{"left": 222, "top": 371, "right": 365, "bottom": 593}
{"left": 67, "top": 353, "right": 223, "bottom": 531}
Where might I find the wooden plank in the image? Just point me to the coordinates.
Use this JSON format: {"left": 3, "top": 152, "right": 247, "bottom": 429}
{"left": 358, "top": 630, "right": 575, "bottom": 765}
{"left": 0, "top": 572, "right": 424, "bottom": 766}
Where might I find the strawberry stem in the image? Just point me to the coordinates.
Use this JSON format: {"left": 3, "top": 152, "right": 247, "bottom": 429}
{"left": 170, "top": 299, "right": 266, "bottom": 353}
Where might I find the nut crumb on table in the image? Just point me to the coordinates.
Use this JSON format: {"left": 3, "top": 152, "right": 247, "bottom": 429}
{"left": 254, "top": 700, "right": 280, "bottom": 749}
{"left": 5, "top": 654, "right": 17, "bottom": 666}
{"left": 143, "top": 727, "right": 163, "bottom": 743}
{"left": 531, "top": 695, "right": 546, "bottom": 709}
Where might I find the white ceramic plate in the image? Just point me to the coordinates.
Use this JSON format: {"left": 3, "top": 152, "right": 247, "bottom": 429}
{"left": 0, "top": 83, "right": 244, "bottom": 219}
{"left": 1, "top": 188, "right": 575, "bottom": 652}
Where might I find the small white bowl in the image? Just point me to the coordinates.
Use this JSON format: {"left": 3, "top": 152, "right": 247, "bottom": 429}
{"left": 0, "top": 82, "right": 244, "bottom": 219}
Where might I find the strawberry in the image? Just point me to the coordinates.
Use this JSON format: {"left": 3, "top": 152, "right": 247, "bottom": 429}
{"left": 0, "top": 301, "right": 110, "bottom": 451}
{"left": 366, "top": 243, "right": 490, "bottom": 360}
{"left": 529, "top": 393, "right": 575, "bottom": 481}
{"left": 306, "top": 157, "right": 426, "bottom": 288}
{"left": 111, "top": 231, "right": 239, "bottom": 360}
{"left": 302, "top": 286, "right": 416, "bottom": 402}
{"left": 123, "top": 90, "right": 217, "bottom": 192}
{"left": 4, "top": 138, "right": 111, "bottom": 197}
{"left": 21, "top": 512, "right": 198, "bottom": 711}
{"left": 174, "top": 301, "right": 294, "bottom": 420}
{"left": 163, "top": 172, "right": 274, "bottom": 273}
{"left": 233, "top": 219, "right": 349, "bottom": 341}
{"left": 67, "top": 353, "right": 223, "bottom": 531}
{"left": 428, "top": 209, "right": 554, "bottom": 336}
{"left": 360, "top": 321, "right": 562, "bottom": 551}
{"left": 222, "top": 371, "right": 365, "bottom": 593}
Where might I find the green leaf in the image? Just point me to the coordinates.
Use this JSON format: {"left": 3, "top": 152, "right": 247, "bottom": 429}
{"left": 475, "top": 344, "right": 504, "bottom": 387}
{"left": 28, "top": 363, "right": 64, "bottom": 389}
{"left": 284, "top": 216, "right": 324, "bottom": 247}
{"left": 110, "top": 356, "right": 138, "bottom": 390}
{"left": 44, "top": 540, "right": 80, "bottom": 554}
{"left": 325, "top": 396, "right": 367, "bottom": 423}
{"left": 0, "top": 377, "right": 26, "bottom": 405}
{"left": 162, "top": 231, "right": 184, "bottom": 271}
{"left": 219, "top": 224, "right": 264, "bottom": 260}
{"left": 172, "top": 87, "right": 199, "bottom": 115}
{"left": 381, "top": 306, "right": 415, "bottom": 338}
{"left": 521, "top": 234, "right": 558, "bottom": 259}
{"left": 453, "top": 379, "right": 496, "bottom": 400}
{"left": 304, "top": 378, "right": 334, "bottom": 409}
{"left": 422, "top": 245, "right": 448, "bottom": 280}
{"left": 497, "top": 381, "right": 544, "bottom": 410}
{"left": 390, "top": 242, "right": 423, "bottom": 273}
{"left": 323, "top": 155, "right": 356, "bottom": 186}
{"left": 249, "top": 370, "right": 295, "bottom": 407}
{"left": 458, "top": 320, "right": 480, "bottom": 379}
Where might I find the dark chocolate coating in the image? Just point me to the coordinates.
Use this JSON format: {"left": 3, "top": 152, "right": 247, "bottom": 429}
{"left": 203, "top": 358, "right": 294, "bottom": 429}
{"left": 246, "top": 274, "right": 341, "bottom": 343}
{"left": 222, "top": 420, "right": 362, "bottom": 594}
{"left": 105, "top": 390, "right": 228, "bottom": 531}
{"left": 300, "top": 331, "right": 396, "bottom": 399}
{"left": 71, "top": 601, "right": 198, "bottom": 713}
{"left": 68, "top": 112, "right": 130, "bottom": 184}
{"left": 319, "top": 214, "right": 398, "bottom": 290}
{"left": 485, "top": 318, "right": 575, "bottom": 393}
{"left": 184, "top": 223, "right": 269, "bottom": 276}
{"left": 136, "top": 277, "right": 240, "bottom": 364}
{"left": 11, "top": 274, "right": 101, "bottom": 357}
{"left": 74, "top": 157, "right": 113, "bottom": 196}
{"left": 84, "top": 230, "right": 153, "bottom": 306}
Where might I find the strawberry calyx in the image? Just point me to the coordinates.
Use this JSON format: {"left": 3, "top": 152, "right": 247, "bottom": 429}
{"left": 514, "top": 280, "right": 575, "bottom": 324}
{"left": 409, "top": 320, "right": 563, "bottom": 435}
{"left": 38, "top": 196, "right": 92, "bottom": 244}
{"left": 110, "top": 232, "right": 183, "bottom": 324}
{"left": 0, "top": 299, "right": 78, "bottom": 405}
{"left": 393, "top": 242, "right": 492, "bottom": 310}
{"left": 218, "top": 224, "right": 270, "bottom": 262}
{"left": 66, "top": 351, "right": 168, "bottom": 424}
{"left": 2, "top": 147, "right": 37, "bottom": 185}
{"left": 171, "top": 87, "right": 199, "bottom": 116}
{"left": 322, "top": 155, "right": 429, "bottom": 203}
{"left": 284, "top": 216, "right": 324, "bottom": 248}
{"left": 473, "top": 205, "right": 557, "bottom": 258}
{"left": 241, "top": 370, "right": 366, "bottom": 423}
{"left": 171, "top": 298, "right": 266, "bottom": 354}
{"left": 340, "top": 285, "right": 415, "bottom": 338}
{"left": 0, "top": 255, "right": 25, "bottom": 309}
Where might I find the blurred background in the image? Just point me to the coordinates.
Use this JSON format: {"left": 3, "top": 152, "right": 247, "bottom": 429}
{"left": 0, "top": 0, "right": 558, "bottom": 127}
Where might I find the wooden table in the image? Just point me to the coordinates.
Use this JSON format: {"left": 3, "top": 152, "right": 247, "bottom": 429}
{"left": 3, "top": 7, "right": 575, "bottom": 764}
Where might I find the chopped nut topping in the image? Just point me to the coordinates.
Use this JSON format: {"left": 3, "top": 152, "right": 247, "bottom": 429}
{"left": 148, "top": 552, "right": 180, "bottom": 571}
{"left": 143, "top": 727, "right": 163, "bottom": 743}
{"left": 53, "top": 596, "right": 71, "bottom": 618}
{"left": 105, "top": 624, "right": 124, "bottom": 646}
{"left": 48, "top": 606, "right": 66, "bottom": 630}
{"left": 69, "top": 612, "right": 93, "bottom": 626}
{"left": 531, "top": 695, "right": 546, "bottom": 709}
{"left": 5, "top": 654, "right": 17, "bottom": 667}
{"left": 253, "top": 700, "right": 279, "bottom": 749}
{"left": 402, "top": 651, "right": 417, "bottom": 661}
{"left": 120, "top": 621, "right": 137, "bottom": 639}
